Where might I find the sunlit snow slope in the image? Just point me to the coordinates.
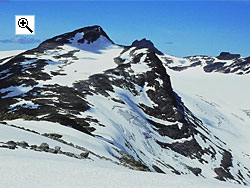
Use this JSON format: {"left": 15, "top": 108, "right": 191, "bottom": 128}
{"left": 167, "top": 67, "right": 250, "bottom": 172}
{"left": 1, "top": 120, "right": 246, "bottom": 188}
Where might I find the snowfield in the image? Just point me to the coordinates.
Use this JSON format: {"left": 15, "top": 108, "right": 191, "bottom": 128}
{"left": 0, "top": 122, "right": 247, "bottom": 188}
{"left": 0, "top": 50, "right": 25, "bottom": 66}
{"left": 166, "top": 66, "right": 250, "bottom": 183}
{"left": 166, "top": 67, "right": 250, "bottom": 153}
{"left": 0, "top": 50, "right": 25, "bottom": 59}
{"left": 23, "top": 36, "right": 123, "bottom": 87}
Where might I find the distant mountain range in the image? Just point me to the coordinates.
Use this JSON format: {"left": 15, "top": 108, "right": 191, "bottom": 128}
{"left": 160, "top": 51, "right": 250, "bottom": 74}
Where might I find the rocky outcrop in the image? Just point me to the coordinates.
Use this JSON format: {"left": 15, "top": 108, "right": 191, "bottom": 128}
{"left": 132, "top": 38, "right": 164, "bottom": 55}
{"left": 217, "top": 52, "right": 241, "bottom": 60}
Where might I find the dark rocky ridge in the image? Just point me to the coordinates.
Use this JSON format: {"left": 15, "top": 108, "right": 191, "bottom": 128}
{"left": 131, "top": 38, "right": 164, "bottom": 55}
{"left": 217, "top": 52, "right": 241, "bottom": 60}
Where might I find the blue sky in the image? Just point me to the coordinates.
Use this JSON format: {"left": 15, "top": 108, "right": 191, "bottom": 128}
{"left": 0, "top": 1, "right": 250, "bottom": 57}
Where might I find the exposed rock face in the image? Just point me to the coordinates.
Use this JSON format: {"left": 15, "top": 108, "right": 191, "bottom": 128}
{"left": 217, "top": 52, "right": 241, "bottom": 60}
{"left": 0, "top": 25, "right": 250, "bottom": 185}
{"left": 131, "top": 38, "right": 164, "bottom": 55}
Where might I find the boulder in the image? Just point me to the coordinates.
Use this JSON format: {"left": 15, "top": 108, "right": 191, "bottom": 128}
{"left": 80, "top": 151, "right": 89, "bottom": 158}
{"left": 30, "top": 145, "right": 37, "bottom": 150}
{"left": 17, "top": 141, "right": 29, "bottom": 148}
{"left": 39, "top": 143, "right": 49, "bottom": 150}
{"left": 5, "top": 141, "right": 17, "bottom": 149}
{"left": 6, "top": 140, "right": 17, "bottom": 146}
{"left": 54, "top": 146, "right": 61, "bottom": 153}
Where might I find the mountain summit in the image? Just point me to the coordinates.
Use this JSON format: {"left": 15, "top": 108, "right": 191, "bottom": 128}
{"left": 36, "top": 25, "right": 114, "bottom": 52}
{"left": 131, "top": 38, "right": 164, "bottom": 55}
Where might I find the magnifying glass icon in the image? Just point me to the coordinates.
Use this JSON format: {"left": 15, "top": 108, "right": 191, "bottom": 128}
{"left": 18, "top": 18, "right": 33, "bottom": 33}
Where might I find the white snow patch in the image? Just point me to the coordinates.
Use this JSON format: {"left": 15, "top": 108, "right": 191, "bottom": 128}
{"left": 36, "top": 44, "right": 123, "bottom": 87}
{"left": 0, "top": 84, "right": 33, "bottom": 98}
{"left": 10, "top": 99, "right": 39, "bottom": 109}
{"left": 0, "top": 50, "right": 25, "bottom": 59}
{"left": 0, "top": 147, "right": 245, "bottom": 188}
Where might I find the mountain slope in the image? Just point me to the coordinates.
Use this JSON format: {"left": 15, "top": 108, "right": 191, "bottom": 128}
{"left": 0, "top": 25, "right": 250, "bottom": 186}
{"left": 165, "top": 67, "right": 250, "bottom": 183}
{"left": 0, "top": 127, "right": 245, "bottom": 188}
{"left": 0, "top": 124, "right": 244, "bottom": 188}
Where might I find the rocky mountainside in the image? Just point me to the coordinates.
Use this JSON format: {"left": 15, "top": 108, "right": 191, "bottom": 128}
{"left": 1, "top": 25, "right": 250, "bottom": 186}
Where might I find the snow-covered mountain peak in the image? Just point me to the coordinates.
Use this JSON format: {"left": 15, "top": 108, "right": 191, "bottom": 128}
{"left": 36, "top": 25, "right": 115, "bottom": 52}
